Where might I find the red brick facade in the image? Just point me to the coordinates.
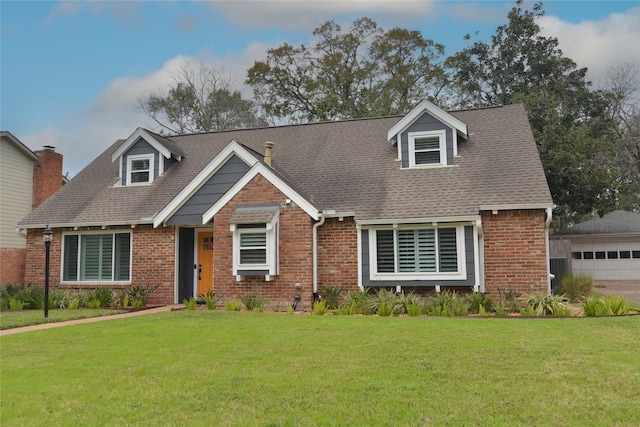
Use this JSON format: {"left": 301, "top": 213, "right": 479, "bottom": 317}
{"left": 1, "top": 248, "right": 26, "bottom": 284}
{"left": 317, "top": 217, "right": 359, "bottom": 294}
{"left": 213, "top": 174, "right": 315, "bottom": 310}
{"left": 482, "top": 209, "right": 549, "bottom": 296}
{"left": 24, "top": 225, "right": 175, "bottom": 305}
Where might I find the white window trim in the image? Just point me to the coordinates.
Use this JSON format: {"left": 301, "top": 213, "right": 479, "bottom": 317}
{"left": 127, "top": 153, "right": 155, "bottom": 185}
{"left": 231, "top": 219, "right": 278, "bottom": 279}
{"left": 60, "top": 230, "right": 132, "bottom": 284}
{"left": 368, "top": 224, "right": 466, "bottom": 281}
{"left": 408, "top": 130, "right": 447, "bottom": 167}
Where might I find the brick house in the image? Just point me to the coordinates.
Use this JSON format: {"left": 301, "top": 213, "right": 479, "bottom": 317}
{"left": 18, "top": 101, "right": 553, "bottom": 308}
{"left": 1, "top": 131, "right": 64, "bottom": 284}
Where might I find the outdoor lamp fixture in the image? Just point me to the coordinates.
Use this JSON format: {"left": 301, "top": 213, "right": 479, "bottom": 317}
{"left": 43, "top": 225, "right": 53, "bottom": 318}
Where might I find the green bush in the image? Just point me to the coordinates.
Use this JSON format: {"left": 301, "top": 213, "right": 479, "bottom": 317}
{"left": 224, "top": 299, "right": 242, "bottom": 311}
{"left": 9, "top": 298, "right": 25, "bottom": 310}
{"left": 368, "top": 288, "right": 402, "bottom": 315}
{"left": 525, "top": 292, "right": 567, "bottom": 316}
{"left": 603, "top": 295, "right": 630, "bottom": 316}
{"left": 242, "top": 295, "right": 267, "bottom": 311}
{"left": 319, "top": 286, "right": 343, "bottom": 309}
{"left": 466, "top": 292, "right": 493, "bottom": 314}
{"left": 183, "top": 297, "right": 197, "bottom": 310}
{"left": 124, "top": 284, "right": 159, "bottom": 307}
{"left": 497, "top": 288, "right": 521, "bottom": 313}
{"left": 92, "top": 287, "right": 114, "bottom": 308}
{"left": 312, "top": 300, "right": 327, "bottom": 315}
{"left": 341, "top": 288, "right": 371, "bottom": 315}
{"left": 406, "top": 303, "right": 422, "bottom": 317}
{"left": 86, "top": 298, "right": 102, "bottom": 309}
{"left": 422, "top": 290, "right": 469, "bottom": 317}
{"left": 23, "top": 285, "right": 45, "bottom": 309}
{"left": 397, "top": 291, "right": 422, "bottom": 314}
{"left": 559, "top": 273, "right": 593, "bottom": 303}
{"left": 1, "top": 283, "right": 27, "bottom": 308}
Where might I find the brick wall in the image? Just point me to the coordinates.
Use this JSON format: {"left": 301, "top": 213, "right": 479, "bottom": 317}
{"left": 24, "top": 225, "right": 176, "bottom": 305}
{"left": 317, "top": 217, "right": 359, "bottom": 296}
{"left": 482, "top": 209, "right": 549, "bottom": 296}
{"left": 33, "top": 148, "right": 63, "bottom": 209}
{"left": 1, "top": 248, "right": 26, "bottom": 284}
{"left": 213, "top": 174, "right": 315, "bottom": 310}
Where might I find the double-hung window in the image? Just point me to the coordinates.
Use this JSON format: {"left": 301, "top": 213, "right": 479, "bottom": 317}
{"left": 371, "top": 226, "right": 464, "bottom": 280}
{"left": 230, "top": 205, "right": 280, "bottom": 280}
{"left": 127, "top": 154, "right": 154, "bottom": 184}
{"left": 408, "top": 130, "right": 447, "bottom": 167}
{"left": 63, "top": 232, "right": 131, "bottom": 282}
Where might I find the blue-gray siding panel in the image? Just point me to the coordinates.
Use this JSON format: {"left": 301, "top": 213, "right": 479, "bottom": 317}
{"left": 166, "top": 155, "right": 250, "bottom": 225}
{"left": 399, "top": 112, "right": 454, "bottom": 168}
{"left": 361, "top": 225, "right": 476, "bottom": 287}
{"left": 121, "top": 138, "right": 161, "bottom": 185}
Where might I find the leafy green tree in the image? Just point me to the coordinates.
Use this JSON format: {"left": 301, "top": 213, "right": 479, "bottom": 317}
{"left": 446, "top": 0, "right": 626, "bottom": 227}
{"left": 140, "top": 63, "right": 267, "bottom": 134}
{"left": 246, "top": 17, "right": 447, "bottom": 122}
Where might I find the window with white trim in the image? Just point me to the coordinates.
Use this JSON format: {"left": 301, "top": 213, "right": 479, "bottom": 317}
{"left": 408, "top": 130, "right": 446, "bottom": 167}
{"left": 370, "top": 225, "right": 465, "bottom": 280}
{"left": 62, "top": 232, "right": 131, "bottom": 282}
{"left": 231, "top": 223, "right": 278, "bottom": 279}
{"left": 127, "top": 154, "right": 154, "bottom": 184}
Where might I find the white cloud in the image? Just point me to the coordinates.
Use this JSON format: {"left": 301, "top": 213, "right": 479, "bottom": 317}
{"left": 538, "top": 7, "right": 640, "bottom": 86}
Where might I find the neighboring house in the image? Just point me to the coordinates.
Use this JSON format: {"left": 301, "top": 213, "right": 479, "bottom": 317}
{"left": 552, "top": 210, "right": 640, "bottom": 281}
{"left": 18, "top": 101, "right": 553, "bottom": 308}
{"left": 1, "top": 131, "right": 64, "bottom": 284}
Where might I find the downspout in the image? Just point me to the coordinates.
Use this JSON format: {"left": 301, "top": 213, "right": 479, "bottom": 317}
{"left": 15, "top": 227, "right": 27, "bottom": 238}
{"left": 545, "top": 207, "right": 553, "bottom": 294}
{"left": 475, "top": 219, "right": 484, "bottom": 293}
{"left": 312, "top": 212, "right": 326, "bottom": 296}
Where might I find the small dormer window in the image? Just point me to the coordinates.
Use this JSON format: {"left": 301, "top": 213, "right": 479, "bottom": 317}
{"left": 409, "top": 130, "right": 446, "bottom": 167}
{"left": 127, "top": 154, "right": 154, "bottom": 185}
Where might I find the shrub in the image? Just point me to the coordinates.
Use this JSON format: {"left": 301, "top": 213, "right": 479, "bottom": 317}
{"left": 200, "top": 290, "right": 217, "bottom": 310}
{"left": 559, "top": 273, "right": 593, "bottom": 303}
{"left": 376, "top": 302, "right": 395, "bottom": 317}
{"left": 520, "top": 305, "right": 536, "bottom": 316}
{"left": 124, "top": 284, "right": 159, "bottom": 307}
{"left": 1, "top": 283, "right": 27, "bottom": 308}
{"left": 183, "top": 297, "right": 197, "bottom": 310}
{"left": 603, "top": 295, "right": 630, "bottom": 315}
{"left": 242, "top": 295, "right": 267, "bottom": 311}
{"left": 23, "top": 285, "right": 45, "bottom": 309}
{"left": 312, "top": 300, "right": 327, "bottom": 315}
{"left": 225, "top": 299, "right": 242, "bottom": 311}
{"left": 406, "top": 303, "right": 422, "bottom": 317}
{"left": 551, "top": 301, "right": 572, "bottom": 317}
{"left": 497, "top": 287, "right": 521, "bottom": 313}
{"left": 467, "top": 292, "right": 492, "bottom": 314}
{"left": 319, "top": 286, "right": 343, "bottom": 309}
{"left": 525, "top": 292, "right": 567, "bottom": 316}
{"left": 368, "top": 288, "right": 402, "bottom": 315}
{"left": 422, "top": 290, "right": 469, "bottom": 317}
{"left": 86, "top": 298, "right": 102, "bottom": 309}
{"left": 9, "top": 298, "right": 25, "bottom": 310}
{"left": 92, "top": 287, "right": 114, "bottom": 308}
{"left": 397, "top": 292, "right": 422, "bottom": 315}
{"left": 342, "top": 288, "right": 371, "bottom": 315}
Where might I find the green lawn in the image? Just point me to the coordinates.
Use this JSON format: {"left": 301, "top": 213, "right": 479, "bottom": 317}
{"left": 0, "top": 309, "right": 126, "bottom": 330}
{"left": 1, "top": 312, "right": 639, "bottom": 426}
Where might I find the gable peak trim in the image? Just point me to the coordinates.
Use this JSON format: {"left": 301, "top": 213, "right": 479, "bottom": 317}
{"left": 387, "top": 99, "right": 468, "bottom": 142}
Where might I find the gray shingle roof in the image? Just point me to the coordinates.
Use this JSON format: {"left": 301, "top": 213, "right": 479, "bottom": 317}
{"left": 554, "top": 210, "right": 640, "bottom": 236}
{"left": 19, "top": 103, "right": 552, "bottom": 227}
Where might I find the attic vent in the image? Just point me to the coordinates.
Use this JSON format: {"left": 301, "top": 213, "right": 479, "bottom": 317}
{"left": 264, "top": 141, "right": 275, "bottom": 167}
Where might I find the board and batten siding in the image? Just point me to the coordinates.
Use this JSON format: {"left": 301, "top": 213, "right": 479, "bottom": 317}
{"left": 0, "top": 139, "right": 35, "bottom": 248}
{"left": 400, "top": 112, "right": 454, "bottom": 168}
{"left": 361, "top": 225, "right": 476, "bottom": 287}
{"left": 166, "top": 155, "right": 251, "bottom": 225}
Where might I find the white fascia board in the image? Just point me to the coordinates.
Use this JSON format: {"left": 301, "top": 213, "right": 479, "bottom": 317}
{"left": 202, "top": 163, "right": 320, "bottom": 223}
{"left": 479, "top": 203, "right": 554, "bottom": 212}
{"left": 2, "top": 131, "right": 38, "bottom": 161}
{"left": 153, "top": 140, "right": 259, "bottom": 227}
{"left": 357, "top": 215, "right": 481, "bottom": 226}
{"left": 111, "top": 128, "right": 172, "bottom": 163}
{"left": 387, "top": 99, "right": 468, "bottom": 142}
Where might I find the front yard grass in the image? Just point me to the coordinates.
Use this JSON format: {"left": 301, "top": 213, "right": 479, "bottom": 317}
{"left": 0, "top": 309, "right": 126, "bottom": 330}
{"left": 1, "top": 311, "right": 639, "bottom": 426}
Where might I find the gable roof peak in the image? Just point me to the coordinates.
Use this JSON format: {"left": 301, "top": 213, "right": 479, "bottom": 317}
{"left": 387, "top": 99, "right": 468, "bottom": 142}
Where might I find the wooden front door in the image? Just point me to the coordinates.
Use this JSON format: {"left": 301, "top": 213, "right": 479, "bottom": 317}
{"left": 197, "top": 231, "right": 214, "bottom": 297}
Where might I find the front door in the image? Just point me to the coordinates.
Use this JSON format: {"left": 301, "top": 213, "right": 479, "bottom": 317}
{"left": 197, "top": 231, "right": 214, "bottom": 297}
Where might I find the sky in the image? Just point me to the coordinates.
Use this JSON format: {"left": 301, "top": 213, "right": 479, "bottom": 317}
{"left": 2, "top": 0, "right": 639, "bottom": 177}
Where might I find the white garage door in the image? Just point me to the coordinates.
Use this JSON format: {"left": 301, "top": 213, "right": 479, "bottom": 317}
{"left": 571, "top": 241, "right": 640, "bottom": 280}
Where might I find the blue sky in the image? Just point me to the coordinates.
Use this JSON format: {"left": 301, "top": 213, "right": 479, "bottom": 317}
{"left": 2, "top": 1, "right": 639, "bottom": 177}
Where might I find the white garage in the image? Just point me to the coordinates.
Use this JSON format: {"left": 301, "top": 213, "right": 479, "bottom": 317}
{"left": 553, "top": 211, "right": 640, "bottom": 281}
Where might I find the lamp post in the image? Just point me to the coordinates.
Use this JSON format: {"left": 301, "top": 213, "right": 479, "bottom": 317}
{"left": 43, "top": 225, "right": 53, "bottom": 318}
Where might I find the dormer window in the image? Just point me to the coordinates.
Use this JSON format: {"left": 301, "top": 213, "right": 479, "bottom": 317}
{"left": 409, "top": 130, "right": 446, "bottom": 167}
{"left": 127, "top": 154, "right": 154, "bottom": 185}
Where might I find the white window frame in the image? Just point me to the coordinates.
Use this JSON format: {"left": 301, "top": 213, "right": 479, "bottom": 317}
{"left": 408, "top": 130, "right": 447, "bottom": 167}
{"left": 368, "top": 224, "right": 466, "bottom": 281}
{"left": 231, "top": 218, "right": 278, "bottom": 280}
{"left": 127, "top": 154, "right": 154, "bottom": 185}
{"left": 61, "top": 230, "right": 132, "bottom": 284}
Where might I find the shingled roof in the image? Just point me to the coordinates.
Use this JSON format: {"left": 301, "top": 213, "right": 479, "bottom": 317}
{"left": 19, "top": 103, "right": 552, "bottom": 228}
{"left": 554, "top": 210, "right": 640, "bottom": 236}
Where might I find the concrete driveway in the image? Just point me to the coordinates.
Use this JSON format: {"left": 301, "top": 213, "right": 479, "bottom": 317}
{"left": 594, "top": 280, "right": 640, "bottom": 305}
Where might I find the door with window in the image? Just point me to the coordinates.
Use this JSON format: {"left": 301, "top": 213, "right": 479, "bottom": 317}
{"left": 197, "top": 231, "right": 214, "bottom": 297}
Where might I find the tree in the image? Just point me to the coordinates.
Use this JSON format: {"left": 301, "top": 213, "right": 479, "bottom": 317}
{"left": 246, "top": 17, "right": 447, "bottom": 122}
{"left": 140, "top": 63, "right": 267, "bottom": 134}
{"left": 446, "top": 0, "right": 626, "bottom": 227}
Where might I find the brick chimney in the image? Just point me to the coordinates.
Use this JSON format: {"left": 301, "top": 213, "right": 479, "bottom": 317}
{"left": 32, "top": 146, "right": 63, "bottom": 209}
